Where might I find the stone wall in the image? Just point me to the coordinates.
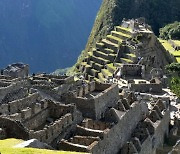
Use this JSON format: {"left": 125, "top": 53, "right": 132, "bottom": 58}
{"left": 121, "top": 64, "right": 144, "bottom": 77}
{"left": 0, "top": 79, "right": 29, "bottom": 102}
{"left": 74, "top": 84, "right": 119, "bottom": 119}
{"left": 29, "top": 113, "right": 73, "bottom": 144}
{"left": 48, "top": 101, "right": 75, "bottom": 119}
{"left": 120, "top": 99, "right": 170, "bottom": 154}
{"left": 0, "top": 117, "right": 29, "bottom": 139}
{"left": 128, "top": 79, "right": 162, "bottom": 93}
{"left": 91, "top": 102, "right": 149, "bottom": 154}
{"left": 0, "top": 127, "right": 6, "bottom": 139}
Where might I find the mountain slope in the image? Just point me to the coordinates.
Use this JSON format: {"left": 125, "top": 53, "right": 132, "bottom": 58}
{"left": 74, "top": 0, "right": 180, "bottom": 69}
{"left": 0, "top": 0, "right": 101, "bottom": 73}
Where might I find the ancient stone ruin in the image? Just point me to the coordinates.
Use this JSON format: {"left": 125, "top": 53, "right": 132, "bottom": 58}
{"left": 0, "top": 18, "right": 179, "bottom": 154}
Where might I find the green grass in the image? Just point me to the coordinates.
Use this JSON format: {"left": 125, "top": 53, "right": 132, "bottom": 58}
{"left": 173, "top": 40, "right": 180, "bottom": 46}
{"left": 121, "top": 58, "right": 133, "bottom": 63}
{"left": 176, "top": 57, "right": 180, "bottom": 63}
{"left": 172, "top": 51, "right": 180, "bottom": 57}
{"left": 126, "top": 53, "right": 136, "bottom": 58}
{"left": 111, "top": 31, "right": 131, "bottom": 38}
{"left": 87, "top": 52, "right": 93, "bottom": 56}
{"left": 101, "top": 69, "right": 112, "bottom": 77}
{"left": 0, "top": 139, "right": 83, "bottom": 154}
{"left": 107, "top": 63, "right": 116, "bottom": 71}
{"left": 159, "top": 39, "right": 174, "bottom": 52}
{"left": 98, "top": 72, "right": 106, "bottom": 82}
{"left": 96, "top": 42, "right": 104, "bottom": 46}
{"left": 116, "top": 26, "right": 131, "bottom": 32}
{"left": 106, "top": 35, "right": 123, "bottom": 44}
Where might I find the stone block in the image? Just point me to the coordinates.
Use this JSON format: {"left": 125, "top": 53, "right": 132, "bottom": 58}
{"left": 9, "top": 101, "right": 18, "bottom": 114}
{"left": 34, "top": 103, "right": 42, "bottom": 114}
{"left": 84, "top": 85, "right": 89, "bottom": 95}
{"left": 9, "top": 113, "right": 22, "bottom": 121}
{"left": 0, "top": 128, "right": 6, "bottom": 139}
{"left": 0, "top": 104, "right": 9, "bottom": 114}
{"left": 21, "top": 107, "right": 32, "bottom": 120}
{"left": 78, "top": 87, "right": 83, "bottom": 97}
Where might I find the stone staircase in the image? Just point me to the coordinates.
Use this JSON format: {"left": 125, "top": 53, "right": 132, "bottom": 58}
{"left": 79, "top": 26, "right": 137, "bottom": 82}
{"left": 58, "top": 118, "right": 112, "bottom": 153}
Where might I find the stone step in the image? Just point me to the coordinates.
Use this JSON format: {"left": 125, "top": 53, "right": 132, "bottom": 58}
{"left": 102, "top": 39, "right": 119, "bottom": 53}
{"left": 106, "top": 35, "right": 123, "bottom": 45}
{"left": 98, "top": 72, "right": 106, "bottom": 82}
{"left": 69, "top": 135, "right": 100, "bottom": 145}
{"left": 102, "top": 48, "right": 115, "bottom": 54}
{"left": 108, "top": 54, "right": 116, "bottom": 61}
{"left": 124, "top": 53, "right": 137, "bottom": 62}
{"left": 87, "top": 60, "right": 94, "bottom": 67}
{"left": 106, "top": 63, "right": 116, "bottom": 74}
{"left": 96, "top": 42, "right": 105, "bottom": 50}
{"left": 92, "top": 62, "right": 104, "bottom": 71}
{"left": 89, "top": 69, "right": 100, "bottom": 78}
{"left": 120, "top": 58, "right": 133, "bottom": 64}
{"left": 94, "top": 77, "right": 101, "bottom": 83}
{"left": 114, "top": 63, "right": 122, "bottom": 67}
{"left": 101, "top": 69, "right": 113, "bottom": 78}
{"left": 59, "top": 139, "right": 89, "bottom": 153}
{"left": 87, "top": 74, "right": 94, "bottom": 81}
{"left": 111, "top": 31, "right": 131, "bottom": 40}
{"left": 76, "top": 125, "right": 104, "bottom": 139}
{"left": 93, "top": 50, "right": 110, "bottom": 61}
{"left": 115, "top": 26, "right": 132, "bottom": 35}
{"left": 90, "top": 55, "right": 110, "bottom": 65}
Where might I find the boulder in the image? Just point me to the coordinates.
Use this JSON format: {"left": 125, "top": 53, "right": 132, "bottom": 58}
{"left": 14, "top": 139, "right": 54, "bottom": 150}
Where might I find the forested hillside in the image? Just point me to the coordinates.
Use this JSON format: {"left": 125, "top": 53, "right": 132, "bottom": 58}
{"left": 73, "top": 0, "right": 180, "bottom": 70}
{"left": 0, "top": 0, "right": 101, "bottom": 73}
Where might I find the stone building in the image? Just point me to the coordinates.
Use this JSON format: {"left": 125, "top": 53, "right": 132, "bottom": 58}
{"left": 0, "top": 64, "right": 179, "bottom": 153}
{"left": 2, "top": 63, "right": 29, "bottom": 78}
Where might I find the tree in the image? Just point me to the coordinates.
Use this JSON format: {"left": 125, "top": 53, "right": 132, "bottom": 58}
{"left": 160, "top": 21, "right": 180, "bottom": 40}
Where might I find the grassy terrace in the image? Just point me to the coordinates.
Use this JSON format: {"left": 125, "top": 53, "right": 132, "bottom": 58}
{"left": 116, "top": 26, "right": 131, "bottom": 32}
{"left": 102, "top": 39, "right": 119, "bottom": 48}
{"left": 176, "top": 57, "right": 180, "bottom": 63}
{"left": 126, "top": 53, "right": 136, "bottom": 58}
{"left": 107, "top": 63, "right": 116, "bottom": 71}
{"left": 159, "top": 39, "right": 174, "bottom": 52}
{"left": 91, "top": 55, "right": 110, "bottom": 64}
{"left": 101, "top": 69, "right": 112, "bottom": 77}
{"left": 98, "top": 72, "right": 106, "bottom": 82}
{"left": 95, "top": 50, "right": 109, "bottom": 58}
{"left": 174, "top": 40, "right": 180, "bottom": 46}
{"left": 111, "top": 31, "right": 131, "bottom": 39}
{"left": 88, "top": 52, "right": 93, "bottom": 56}
{"left": 121, "top": 58, "right": 133, "bottom": 63}
{"left": 0, "top": 139, "right": 83, "bottom": 154}
{"left": 106, "top": 35, "right": 123, "bottom": 44}
{"left": 105, "top": 48, "right": 114, "bottom": 54}
{"left": 159, "top": 39, "right": 180, "bottom": 63}
{"left": 172, "top": 51, "right": 180, "bottom": 57}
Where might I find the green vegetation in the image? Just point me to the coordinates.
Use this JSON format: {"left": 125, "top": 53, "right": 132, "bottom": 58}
{"left": 166, "top": 63, "right": 180, "bottom": 98}
{"left": 0, "top": 139, "right": 81, "bottom": 154}
{"left": 159, "top": 39, "right": 180, "bottom": 63}
{"left": 121, "top": 58, "right": 133, "bottom": 63}
{"left": 107, "top": 63, "right": 116, "bottom": 71}
{"left": 170, "top": 77, "right": 180, "bottom": 98}
{"left": 0, "top": 0, "right": 101, "bottom": 73}
{"left": 160, "top": 21, "right": 180, "bottom": 40}
{"left": 101, "top": 69, "right": 112, "bottom": 77}
{"left": 159, "top": 39, "right": 174, "bottom": 51}
{"left": 126, "top": 53, "right": 136, "bottom": 58}
{"left": 73, "top": 0, "right": 180, "bottom": 72}
{"left": 106, "top": 35, "right": 123, "bottom": 44}
{"left": 166, "top": 63, "right": 180, "bottom": 75}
